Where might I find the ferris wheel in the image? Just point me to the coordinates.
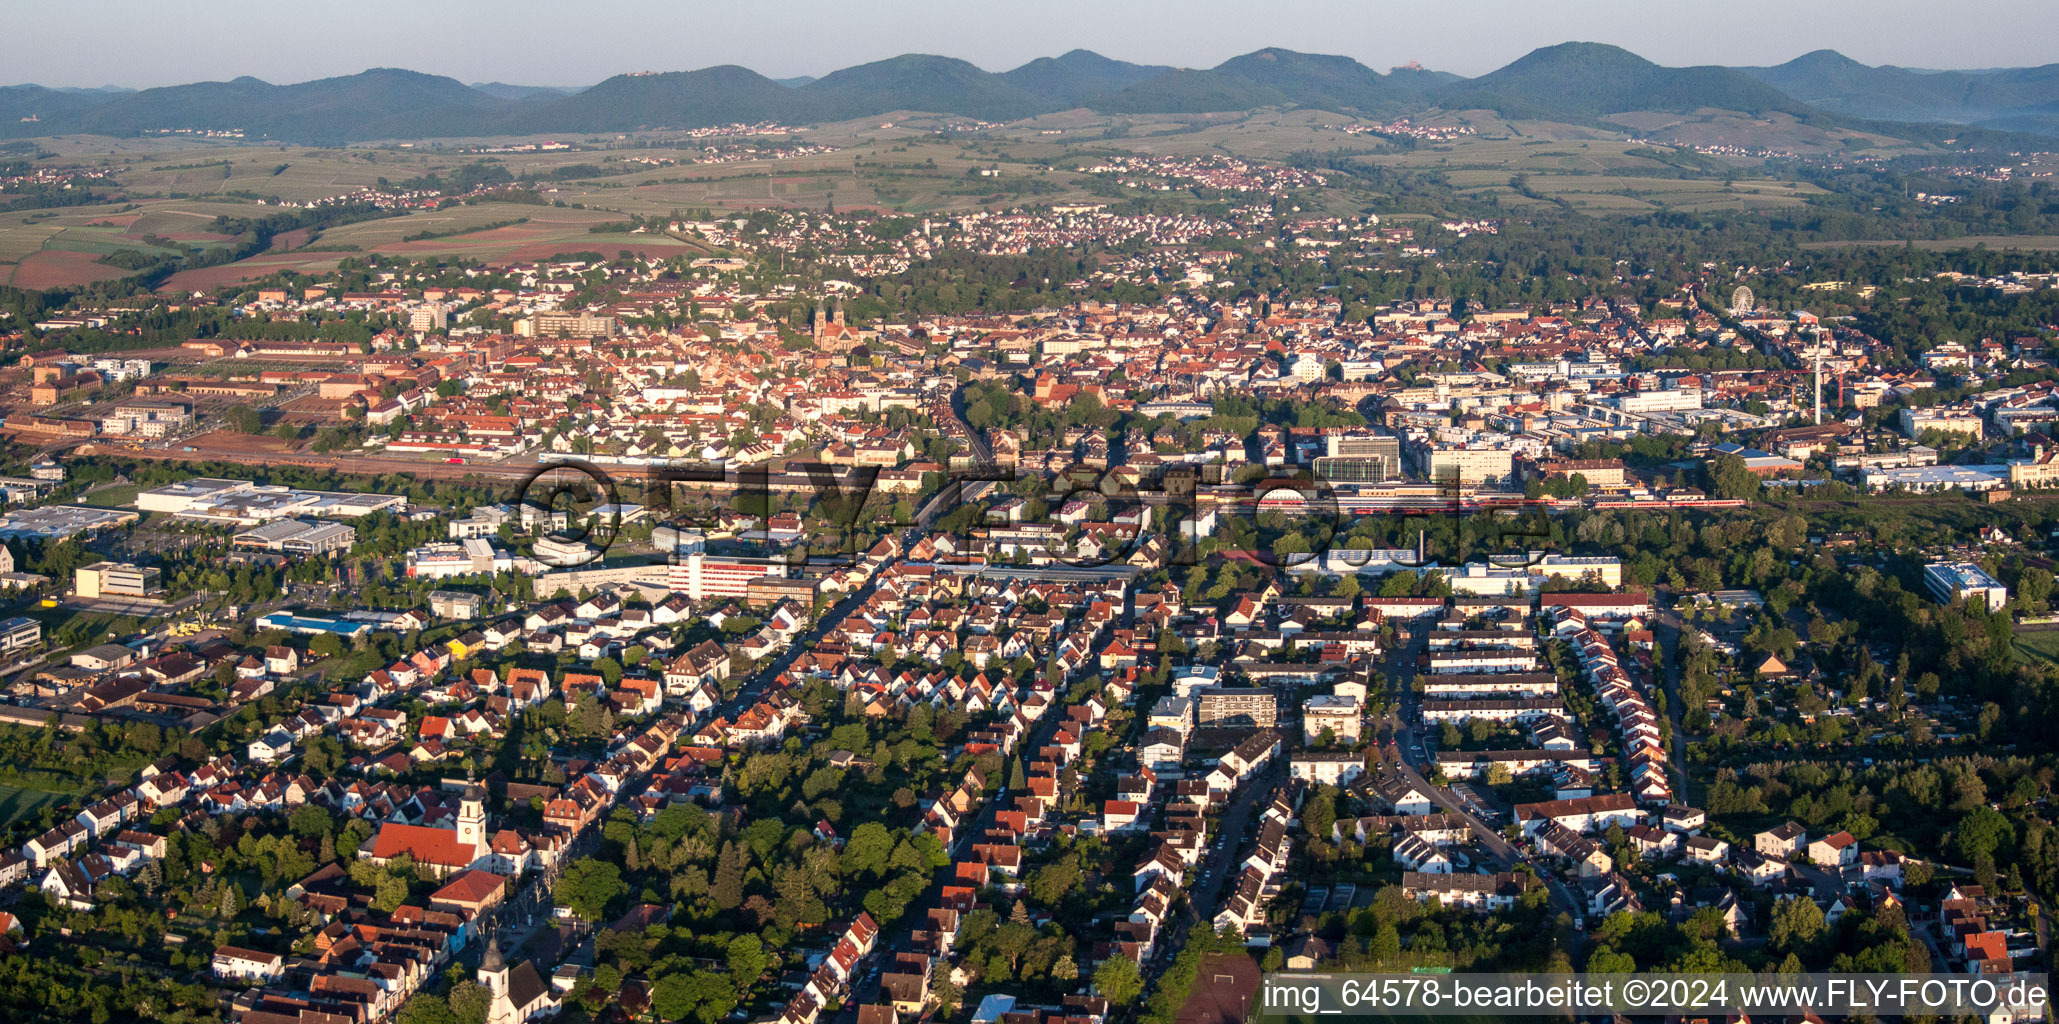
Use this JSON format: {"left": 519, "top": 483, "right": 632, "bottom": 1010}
{"left": 1730, "top": 285, "right": 1755, "bottom": 315}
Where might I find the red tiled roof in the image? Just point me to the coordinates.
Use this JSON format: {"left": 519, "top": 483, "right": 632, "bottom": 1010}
{"left": 1964, "top": 931, "right": 2007, "bottom": 963}
{"left": 429, "top": 868, "right": 507, "bottom": 907}
{"left": 370, "top": 823, "right": 478, "bottom": 868}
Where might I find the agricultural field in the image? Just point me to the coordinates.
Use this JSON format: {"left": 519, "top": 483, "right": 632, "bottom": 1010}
{"left": 108, "top": 146, "right": 417, "bottom": 204}
{"left": 1445, "top": 170, "right": 1827, "bottom": 213}
{"left": 1604, "top": 109, "right": 1921, "bottom": 156}
{"left": 0, "top": 194, "right": 258, "bottom": 289}
{"left": 155, "top": 200, "right": 709, "bottom": 291}
{"left": 0, "top": 105, "right": 1955, "bottom": 292}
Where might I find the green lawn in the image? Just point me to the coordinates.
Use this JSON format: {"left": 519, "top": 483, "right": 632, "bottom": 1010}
{"left": 2012, "top": 628, "right": 2059, "bottom": 666}
{"left": 82, "top": 483, "right": 140, "bottom": 507}
{"left": 0, "top": 783, "right": 76, "bottom": 828}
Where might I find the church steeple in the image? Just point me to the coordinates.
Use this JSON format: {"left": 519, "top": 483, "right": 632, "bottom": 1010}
{"left": 456, "top": 776, "right": 487, "bottom": 863}
{"left": 478, "top": 934, "right": 508, "bottom": 1002}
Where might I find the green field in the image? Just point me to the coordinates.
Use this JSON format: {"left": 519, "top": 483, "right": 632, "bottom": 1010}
{"left": 2013, "top": 628, "right": 2059, "bottom": 665}
{"left": 0, "top": 783, "right": 77, "bottom": 828}
{"left": 80, "top": 483, "right": 140, "bottom": 508}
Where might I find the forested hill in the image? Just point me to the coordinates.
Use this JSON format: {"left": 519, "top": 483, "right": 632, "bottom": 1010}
{"left": 5, "top": 43, "right": 2059, "bottom": 142}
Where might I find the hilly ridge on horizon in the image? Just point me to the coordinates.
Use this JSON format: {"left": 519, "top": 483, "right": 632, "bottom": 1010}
{"left": 2, "top": 42, "right": 2056, "bottom": 144}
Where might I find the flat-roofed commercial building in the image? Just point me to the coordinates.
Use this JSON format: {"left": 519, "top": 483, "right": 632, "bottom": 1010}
{"left": 428, "top": 590, "right": 484, "bottom": 619}
{"left": 1526, "top": 457, "right": 1626, "bottom": 490}
{"left": 1615, "top": 388, "right": 1703, "bottom": 414}
{"left": 76, "top": 562, "right": 161, "bottom": 599}
{"left": 1900, "top": 407, "right": 1984, "bottom": 440}
{"left": 232, "top": 518, "right": 358, "bottom": 555}
{"left": 1314, "top": 432, "right": 1403, "bottom": 484}
{"left": 101, "top": 401, "right": 192, "bottom": 438}
{"left": 1925, "top": 561, "right": 2008, "bottom": 611}
{"left": 0, "top": 505, "right": 137, "bottom": 541}
{"left": 139, "top": 477, "right": 405, "bottom": 525}
{"left": 1423, "top": 445, "right": 1516, "bottom": 486}
{"left": 1862, "top": 464, "right": 2010, "bottom": 494}
{"left": 0, "top": 616, "right": 39, "bottom": 652}
{"left": 665, "top": 552, "right": 790, "bottom": 602}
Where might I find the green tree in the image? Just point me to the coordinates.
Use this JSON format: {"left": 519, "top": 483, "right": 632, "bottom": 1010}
{"left": 1029, "top": 857, "right": 1078, "bottom": 907}
{"left": 1372, "top": 922, "right": 1401, "bottom": 963}
{"left": 1953, "top": 806, "right": 2012, "bottom": 864}
{"left": 841, "top": 822, "right": 894, "bottom": 877}
{"left": 1705, "top": 454, "right": 1761, "bottom": 501}
{"left": 712, "top": 841, "right": 748, "bottom": 910}
{"left": 558, "top": 857, "right": 627, "bottom": 921}
{"left": 727, "top": 934, "right": 767, "bottom": 988}
{"left": 448, "top": 980, "right": 491, "bottom": 1024}
{"left": 288, "top": 802, "right": 333, "bottom": 839}
{"left": 397, "top": 995, "right": 460, "bottom": 1024}
{"left": 1301, "top": 789, "right": 1337, "bottom": 842}
{"left": 1768, "top": 896, "right": 1825, "bottom": 959}
{"left": 1095, "top": 954, "right": 1143, "bottom": 1007}
{"left": 372, "top": 873, "right": 408, "bottom": 912}
{"left": 651, "top": 970, "right": 738, "bottom": 1024}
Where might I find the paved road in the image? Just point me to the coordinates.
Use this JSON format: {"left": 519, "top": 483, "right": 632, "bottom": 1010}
{"left": 437, "top": 549, "right": 898, "bottom": 1014}
{"left": 944, "top": 383, "right": 995, "bottom": 467}
{"left": 908, "top": 381, "right": 1000, "bottom": 531}
{"left": 838, "top": 674, "right": 1084, "bottom": 1019}
{"left": 1652, "top": 606, "right": 1696, "bottom": 802}
{"left": 716, "top": 572, "right": 884, "bottom": 719}
{"left": 1384, "top": 624, "right": 1586, "bottom": 941}
{"left": 1148, "top": 760, "right": 1286, "bottom": 977}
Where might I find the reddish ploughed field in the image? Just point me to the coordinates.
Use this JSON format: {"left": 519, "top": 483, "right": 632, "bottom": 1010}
{"left": 8, "top": 250, "right": 133, "bottom": 289}
{"left": 156, "top": 226, "right": 696, "bottom": 290}
{"left": 158, "top": 253, "right": 326, "bottom": 292}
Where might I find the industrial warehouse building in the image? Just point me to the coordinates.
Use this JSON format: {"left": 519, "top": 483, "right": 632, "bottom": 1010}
{"left": 232, "top": 518, "right": 358, "bottom": 555}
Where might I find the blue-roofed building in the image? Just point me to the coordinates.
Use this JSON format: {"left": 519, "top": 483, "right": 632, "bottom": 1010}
{"left": 1924, "top": 561, "right": 2008, "bottom": 612}
{"left": 257, "top": 611, "right": 372, "bottom": 639}
{"left": 969, "top": 995, "right": 1017, "bottom": 1024}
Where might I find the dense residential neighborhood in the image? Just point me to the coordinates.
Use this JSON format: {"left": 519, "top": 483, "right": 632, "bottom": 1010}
{"left": 0, "top": 10, "right": 2057, "bottom": 1024}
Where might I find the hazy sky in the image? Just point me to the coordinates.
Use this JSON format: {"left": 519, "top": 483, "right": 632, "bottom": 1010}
{"left": 5, "top": 0, "right": 2053, "bottom": 88}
